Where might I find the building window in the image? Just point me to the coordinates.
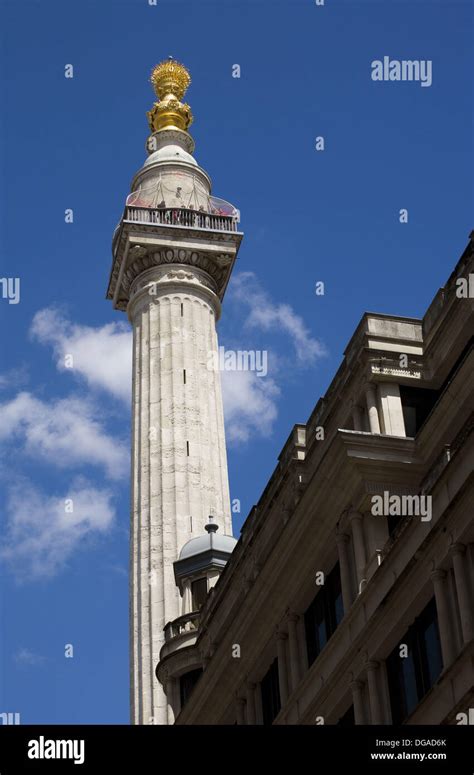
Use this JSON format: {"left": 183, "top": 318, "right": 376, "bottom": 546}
{"left": 261, "top": 658, "right": 281, "bottom": 725}
{"left": 179, "top": 668, "right": 203, "bottom": 709}
{"left": 191, "top": 577, "right": 208, "bottom": 610}
{"left": 304, "top": 562, "right": 344, "bottom": 666}
{"left": 399, "top": 386, "right": 439, "bottom": 437}
{"left": 386, "top": 598, "right": 443, "bottom": 724}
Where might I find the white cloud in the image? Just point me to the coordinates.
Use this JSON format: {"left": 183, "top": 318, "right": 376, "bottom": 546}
{"left": 27, "top": 281, "right": 321, "bottom": 451}
{"left": 220, "top": 273, "right": 326, "bottom": 441}
{"left": 0, "top": 478, "right": 116, "bottom": 580}
{"left": 31, "top": 308, "right": 132, "bottom": 403}
{"left": 14, "top": 648, "right": 46, "bottom": 666}
{"left": 0, "top": 392, "right": 128, "bottom": 479}
{"left": 230, "top": 272, "right": 326, "bottom": 364}
{"left": 221, "top": 370, "right": 280, "bottom": 443}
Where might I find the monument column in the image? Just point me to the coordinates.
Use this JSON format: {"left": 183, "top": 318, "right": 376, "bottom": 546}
{"left": 107, "top": 58, "right": 242, "bottom": 724}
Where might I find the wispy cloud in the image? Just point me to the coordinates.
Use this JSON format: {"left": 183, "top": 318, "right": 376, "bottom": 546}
{"left": 221, "top": 370, "right": 280, "bottom": 443}
{"left": 14, "top": 647, "right": 47, "bottom": 666}
{"left": 0, "top": 392, "right": 128, "bottom": 480}
{"left": 31, "top": 308, "right": 132, "bottom": 403}
{"left": 0, "top": 478, "right": 116, "bottom": 580}
{"left": 230, "top": 272, "right": 326, "bottom": 364}
{"left": 219, "top": 272, "right": 326, "bottom": 440}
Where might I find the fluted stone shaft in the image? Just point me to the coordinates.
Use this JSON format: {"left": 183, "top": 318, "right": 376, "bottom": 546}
{"left": 129, "top": 265, "right": 232, "bottom": 725}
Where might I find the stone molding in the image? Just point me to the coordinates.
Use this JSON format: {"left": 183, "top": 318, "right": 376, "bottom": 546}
{"left": 123, "top": 246, "right": 230, "bottom": 303}
{"left": 127, "top": 263, "right": 222, "bottom": 321}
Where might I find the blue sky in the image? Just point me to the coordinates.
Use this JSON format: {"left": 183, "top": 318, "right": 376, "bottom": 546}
{"left": 0, "top": 0, "right": 472, "bottom": 723}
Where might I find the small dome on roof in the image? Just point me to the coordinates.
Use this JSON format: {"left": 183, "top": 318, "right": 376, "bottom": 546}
{"left": 179, "top": 518, "right": 237, "bottom": 560}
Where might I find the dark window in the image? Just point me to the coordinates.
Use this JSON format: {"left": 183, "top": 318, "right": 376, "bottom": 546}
{"left": 337, "top": 705, "right": 355, "bottom": 726}
{"left": 387, "top": 512, "right": 406, "bottom": 537}
{"left": 179, "top": 668, "right": 203, "bottom": 709}
{"left": 386, "top": 598, "right": 443, "bottom": 724}
{"left": 399, "top": 386, "right": 440, "bottom": 437}
{"left": 399, "top": 338, "right": 472, "bottom": 437}
{"left": 191, "top": 577, "right": 208, "bottom": 610}
{"left": 261, "top": 658, "right": 281, "bottom": 725}
{"left": 304, "top": 563, "right": 344, "bottom": 666}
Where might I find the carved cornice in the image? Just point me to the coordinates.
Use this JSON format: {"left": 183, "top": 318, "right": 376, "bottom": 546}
{"left": 107, "top": 220, "right": 242, "bottom": 310}
{"left": 120, "top": 246, "right": 231, "bottom": 305}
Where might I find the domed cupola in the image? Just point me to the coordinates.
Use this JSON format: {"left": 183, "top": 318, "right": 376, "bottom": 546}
{"left": 174, "top": 517, "right": 237, "bottom": 614}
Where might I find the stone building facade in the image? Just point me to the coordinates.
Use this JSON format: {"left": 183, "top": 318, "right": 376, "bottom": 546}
{"left": 157, "top": 233, "right": 474, "bottom": 725}
{"left": 109, "top": 60, "right": 473, "bottom": 726}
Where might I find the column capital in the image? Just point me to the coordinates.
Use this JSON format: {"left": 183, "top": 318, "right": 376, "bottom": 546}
{"left": 286, "top": 610, "right": 300, "bottom": 624}
{"left": 430, "top": 568, "right": 447, "bottom": 582}
{"left": 350, "top": 679, "right": 364, "bottom": 691}
{"left": 449, "top": 542, "right": 466, "bottom": 558}
{"left": 235, "top": 695, "right": 246, "bottom": 706}
{"left": 349, "top": 508, "right": 363, "bottom": 523}
{"left": 366, "top": 660, "right": 380, "bottom": 672}
{"left": 276, "top": 629, "right": 288, "bottom": 641}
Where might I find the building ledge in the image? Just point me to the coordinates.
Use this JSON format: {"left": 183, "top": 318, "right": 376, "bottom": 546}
{"left": 156, "top": 642, "right": 202, "bottom": 686}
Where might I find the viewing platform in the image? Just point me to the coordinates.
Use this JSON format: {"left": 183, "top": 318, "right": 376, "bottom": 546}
{"left": 124, "top": 205, "right": 239, "bottom": 233}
